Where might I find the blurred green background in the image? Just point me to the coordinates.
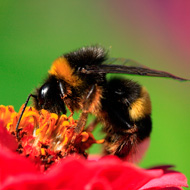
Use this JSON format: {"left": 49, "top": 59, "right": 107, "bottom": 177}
{"left": 0, "top": 0, "right": 189, "bottom": 184}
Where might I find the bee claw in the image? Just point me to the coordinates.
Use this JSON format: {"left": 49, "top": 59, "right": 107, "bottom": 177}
{"left": 71, "top": 134, "right": 77, "bottom": 144}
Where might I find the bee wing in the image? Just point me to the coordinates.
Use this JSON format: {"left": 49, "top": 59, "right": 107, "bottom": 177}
{"left": 80, "top": 58, "right": 189, "bottom": 81}
{"left": 103, "top": 57, "right": 148, "bottom": 68}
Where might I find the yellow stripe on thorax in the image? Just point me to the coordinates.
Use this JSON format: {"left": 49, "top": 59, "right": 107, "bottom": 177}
{"left": 129, "top": 87, "right": 151, "bottom": 121}
{"left": 49, "top": 57, "right": 82, "bottom": 87}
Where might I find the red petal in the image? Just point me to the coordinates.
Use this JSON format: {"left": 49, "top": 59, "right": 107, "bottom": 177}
{"left": 43, "top": 156, "right": 162, "bottom": 190}
{"left": 1, "top": 156, "right": 161, "bottom": 190}
{"left": 0, "top": 120, "right": 17, "bottom": 151}
{"left": 139, "top": 166, "right": 188, "bottom": 189}
{"left": 158, "top": 188, "right": 183, "bottom": 190}
{"left": 0, "top": 148, "right": 38, "bottom": 185}
{"left": 0, "top": 152, "right": 188, "bottom": 190}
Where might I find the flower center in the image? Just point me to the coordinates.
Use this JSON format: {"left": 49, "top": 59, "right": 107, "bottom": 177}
{"left": 0, "top": 105, "right": 103, "bottom": 171}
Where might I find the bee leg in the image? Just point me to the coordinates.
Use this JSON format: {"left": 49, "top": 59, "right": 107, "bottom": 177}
{"left": 67, "top": 107, "right": 74, "bottom": 119}
{"left": 64, "top": 112, "right": 88, "bottom": 156}
{"left": 85, "top": 118, "right": 99, "bottom": 132}
{"left": 71, "top": 85, "right": 96, "bottom": 143}
{"left": 74, "top": 112, "right": 88, "bottom": 134}
{"left": 65, "top": 113, "right": 87, "bottom": 151}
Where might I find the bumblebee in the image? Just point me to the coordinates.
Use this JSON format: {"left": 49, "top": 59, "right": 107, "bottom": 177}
{"left": 16, "top": 46, "right": 189, "bottom": 159}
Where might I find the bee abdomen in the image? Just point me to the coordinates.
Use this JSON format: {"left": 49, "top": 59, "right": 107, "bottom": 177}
{"left": 129, "top": 87, "right": 152, "bottom": 121}
{"left": 101, "top": 78, "right": 152, "bottom": 158}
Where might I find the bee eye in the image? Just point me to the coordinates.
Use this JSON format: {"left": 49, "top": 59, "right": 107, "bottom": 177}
{"left": 38, "top": 83, "right": 52, "bottom": 104}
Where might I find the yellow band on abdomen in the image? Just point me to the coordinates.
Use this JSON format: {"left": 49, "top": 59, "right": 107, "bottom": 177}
{"left": 129, "top": 87, "right": 151, "bottom": 121}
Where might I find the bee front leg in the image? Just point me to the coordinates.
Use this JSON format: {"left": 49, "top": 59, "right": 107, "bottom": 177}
{"left": 64, "top": 112, "right": 88, "bottom": 157}
{"left": 70, "top": 85, "right": 96, "bottom": 143}
{"left": 85, "top": 118, "right": 99, "bottom": 132}
{"left": 70, "top": 112, "right": 88, "bottom": 144}
{"left": 74, "top": 112, "right": 89, "bottom": 134}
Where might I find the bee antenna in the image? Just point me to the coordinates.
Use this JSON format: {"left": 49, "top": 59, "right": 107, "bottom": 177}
{"left": 16, "top": 94, "right": 37, "bottom": 138}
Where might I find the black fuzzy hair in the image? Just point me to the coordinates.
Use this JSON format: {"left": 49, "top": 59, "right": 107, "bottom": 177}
{"left": 64, "top": 46, "right": 107, "bottom": 68}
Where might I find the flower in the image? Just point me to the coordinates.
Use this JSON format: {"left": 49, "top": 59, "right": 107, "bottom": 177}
{"left": 0, "top": 105, "right": 103, "bottom": 171}
{"left": 0, "top": 105, "right": 188, "bottom": 190}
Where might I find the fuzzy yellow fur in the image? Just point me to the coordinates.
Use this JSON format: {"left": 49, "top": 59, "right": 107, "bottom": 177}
{"left": 129, "top": 87, "right": 151, "bottom": 121}
{"left": 49, "top": 57, "right": 82, "bottom": 87}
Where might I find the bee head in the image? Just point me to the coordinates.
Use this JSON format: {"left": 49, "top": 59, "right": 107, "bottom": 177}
{"left": 33, "top": 76, "right": 66, "bottom": 114}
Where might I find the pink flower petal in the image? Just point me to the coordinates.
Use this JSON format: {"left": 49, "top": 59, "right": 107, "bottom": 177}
{"left": 37, "top": 156, "right": 162, "bottom": 190}
{"left": 0, "top": 148, "right": 38, "bottom": 185}
{"left": 0, "top": 152, "right": 188, "bottom": 190}
{"left": 159, "top": 188, "right": 183, "bottom": 190}
{"left": 0, "top": 155, "right": 162, "bottom": 190}
{"left": 0, "top": 120, "right": 17, "bottom": 151}
{"left": 140, "top": 166, "right": 188, "bottom": 189}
